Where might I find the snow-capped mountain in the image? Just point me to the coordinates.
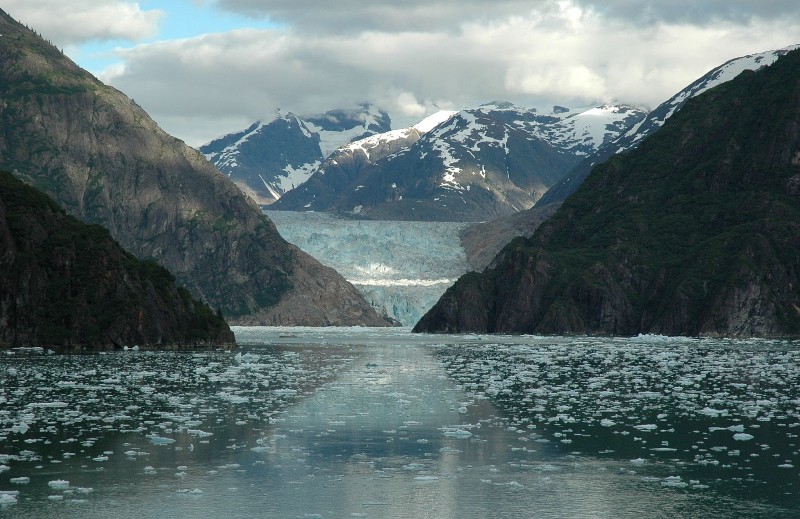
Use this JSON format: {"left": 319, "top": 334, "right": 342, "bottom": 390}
{"left": 479, "top": 101, "right": 647, "bottom": 157}
{"left": 199, "top": 105, "right": 391, "bottom": 204}
{"left": 273, "top": 103, "right": 646, "bottom": 221}
{"left": 537, "top": 44, "right": 800, "bottom": 207}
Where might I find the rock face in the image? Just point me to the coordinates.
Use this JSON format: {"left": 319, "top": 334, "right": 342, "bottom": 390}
{"left": 415, "top": 48, "right": 800, "bottom": 338}
{"left": 459, "top": 202, "right": 560, "bottom": 272}
{"left": 0, "top": 171, "right": 234, "bottom": 350}
{"left": 0, "top": 9, "right": 392, "bottom": 326}
{"left": 274, "top": 104, "right": 646, "bottom": 222}
{"left": 199, "top": 106, "right": 391, "bottom": 205}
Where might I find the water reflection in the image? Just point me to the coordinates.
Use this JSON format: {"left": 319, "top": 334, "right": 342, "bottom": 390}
{"left": 0, "top": 329, "right": 798, "bottom": 517}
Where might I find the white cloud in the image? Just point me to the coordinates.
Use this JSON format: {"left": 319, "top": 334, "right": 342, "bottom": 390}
{"left": 3, "top": 0, "right": 163, "bottom": 45}
{"left": 11, "top": 0, "right": 798, "bottom": 147}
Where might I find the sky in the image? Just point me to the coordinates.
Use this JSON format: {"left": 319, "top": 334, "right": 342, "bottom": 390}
{"left": 3, "top": 1, "right": 800, "bottom": 147}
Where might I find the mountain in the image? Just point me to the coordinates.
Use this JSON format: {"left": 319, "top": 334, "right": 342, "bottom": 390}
{"left": 537, "top": 45, "right": 800, "bottom": 207}
{"left": 460, "top": 46, "right": 800, "bottom": 272}
{"left": 273, "top": 103, "right": 646, "bottom": 221}
{"left": 270, "top": 111, "right": 453, "bottom": 214}
{"left": 0, "top": 9, "right": 392, "bottom": 327}
{"left": 415, "top": 48, "right": 800, "bottom": 337}
{"left": 0, "top": 171, "right": 234, "bottom": 350}
{"left": 199, "top": 106, "right": 391, "bottom": 205}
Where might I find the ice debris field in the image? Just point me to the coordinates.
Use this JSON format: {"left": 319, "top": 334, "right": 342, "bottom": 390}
{"left": 0, "top": 328, "right": 798, "bottom": 518}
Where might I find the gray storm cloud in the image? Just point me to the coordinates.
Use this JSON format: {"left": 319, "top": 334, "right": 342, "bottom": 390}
{"left": 215, "top": 0, "right": 798, "bottom": 32}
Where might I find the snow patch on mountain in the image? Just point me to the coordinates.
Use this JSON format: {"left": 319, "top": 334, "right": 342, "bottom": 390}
{"left": 342, "top": 128, "right": 418, "bottom": 159}
{"left": 619, "top": 45, "right": 800, "bottom": 151}
{"left": 265, "top": 210, "right": 470, "bottom": 325}
{"left": 484, "top": 103, "right": 647, "bottom": 157}
{"left": 278, "top": 160, "right": 321, "bottom": 195}
{"left": 413, "top": 110, "right": 458, "bottom": 133}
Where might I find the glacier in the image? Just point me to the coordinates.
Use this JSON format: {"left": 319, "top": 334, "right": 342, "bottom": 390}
{"left": 265, "top": 211, "right": 470, "bottom": 325}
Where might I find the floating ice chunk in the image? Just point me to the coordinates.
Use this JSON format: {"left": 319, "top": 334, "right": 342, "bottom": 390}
{"left": 709, "top": 425, "right": 745, "bottom": 433}
{"left": 698, "top": 407, "right": 726, "bottom": 418}
{"left": 630, "top": 458, "right": 646, "bottom": 465}
{"left": 11, "top": 423, "right": 29, "bottom": 434}
{"left": 661, "top": 476, "right": 688, "bottom": 488}
{"left": 414, "top": 476, "right": 439, "bottom": 481}
{"left": 0, "top": 491, "right": 18, "bottom": 505}
{"left": 634, "top": 424, "right": 657, "bottom": 432}
{"left": 10, "top": 477, "right": 29, "bottom": 484}
{"left": 442, "top": 428, "right": 473, "bottom": 438}
{"left": 733, "top": 433, "right": 754, "bottom": 441}
{"left": 600, "top": 419, "right": 616, "bottom": 427}
{"left": 778, "top": 463, "right": 794, "bottom": 468}
{"left": 48, "top": 479, "right": 69, "bottom": 489}
{"left": 148, "top": 435, "right": 176, "bottom": 446}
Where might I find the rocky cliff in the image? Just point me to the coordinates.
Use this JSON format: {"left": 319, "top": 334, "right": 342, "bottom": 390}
{"left": 415, "top": 48, "right": 800, "bottom": 338}
{"left": 0, "top": 9, "right": 392, "bottom": 326}
{"left": 0, "top": 171, "right": 234, "bottom": 350}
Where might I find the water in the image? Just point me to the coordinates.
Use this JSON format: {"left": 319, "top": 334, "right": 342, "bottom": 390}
{"left": 1, "top": 328, "right": 798, "bottom": 518}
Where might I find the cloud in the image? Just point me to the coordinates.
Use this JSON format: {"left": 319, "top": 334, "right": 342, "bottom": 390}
{"left": 3, "top": 0, "right": 163, "bottom": 46}
{"left": 100, "top": 1, "right": 800, "bottom": 147}
{"left": 214, "top": 0, "right": 800, "bottom": 33}
{"left": 574, "top": 0, "right": 800, "bottom": 26}
{"left": 11, "top": 0, "right": 797, "bottom": 147}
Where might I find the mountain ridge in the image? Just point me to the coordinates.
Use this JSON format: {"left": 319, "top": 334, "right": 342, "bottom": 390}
{"left": 415, "top": 47, "right": 800, "bottom": 337}
{"left": 200, "top": 105, "right": 392, "bottom": 205}
{"left": 460, "top": 44, "right": 800, "bottom": 272}
{"left": 272, "top": 103, "right": 646, "bottom": 221}
{"left": 0, "top": 9, "right": 392, "bottom": 327}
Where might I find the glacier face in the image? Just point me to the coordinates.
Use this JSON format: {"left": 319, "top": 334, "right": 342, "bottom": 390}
{"left": 265, "top": 211, "right": 470, "bottom": 325}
